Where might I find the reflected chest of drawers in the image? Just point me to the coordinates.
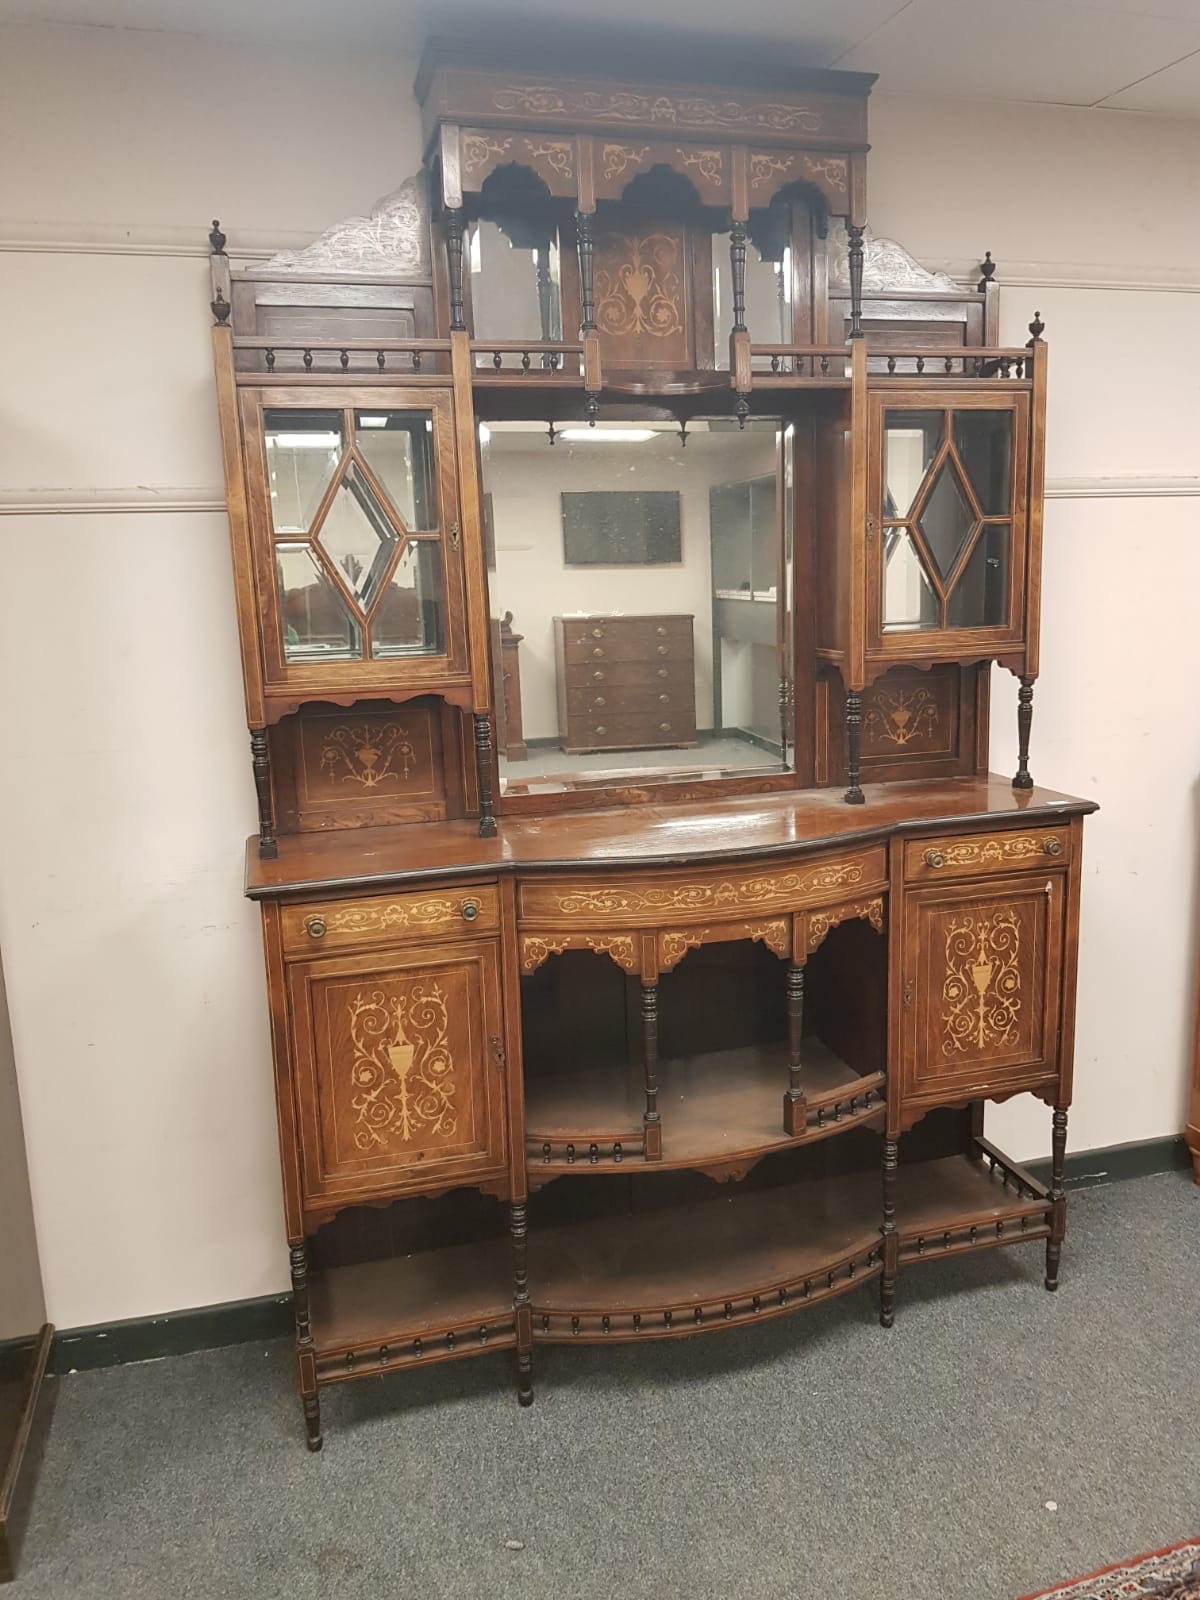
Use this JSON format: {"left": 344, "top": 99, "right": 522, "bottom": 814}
{"left": 553, "top": 614, "right": 698, "bottom": 755}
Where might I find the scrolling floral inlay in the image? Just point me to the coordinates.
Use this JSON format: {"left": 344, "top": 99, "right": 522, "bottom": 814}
{"left": 594, "top": 233, "right": 684, "bottom": 339}
{"left": 602, "top": 143, "right": 650, "bottom": 180}
{"left": 348, "top": 983, "right": 456, "bottom": 1150}
{"left": 462, "top": 132, "right": 514, "bottom": 172}
{"left": 550, "top": 861, "right": 870, "bottom": 917}
{"left": 312, "top": 899, "right": 458, "bottom": 936}
{"left": 864, "top": 688, "right": 940, "bottom": 749}
{"left": 525, "top": 139, "right": 574, "bottom": 180}
{"left": 934, "top": 836, "right": 1062, "bottom": 870}
{"left": 520, "top": 933, "right": 638, "bottom": 974}
{"left": 319, "top": 724, "right": 416, "bottom": 789}
{"left": 676, "top": 147, "right": 724, "bottom": 187}
{"left": 941, "top": 911, "right": 1022, "bottom": 1055}
{"left": 806, "top": 898, "right": 885, "bottom": 952}
{"left": 658, "top": 919, "right": 790, "bottom": 971}
{"left": 489, "top": 85, "right": 823, "bottom": 135}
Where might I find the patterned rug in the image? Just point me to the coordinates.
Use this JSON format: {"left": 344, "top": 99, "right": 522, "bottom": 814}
{"left": 1020, "top": 1539, "right": 1200, "bottom": 1599}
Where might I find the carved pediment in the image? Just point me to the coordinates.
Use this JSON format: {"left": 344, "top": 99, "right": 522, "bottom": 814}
{"left": 829, "top": 223, "right": 957, "bottom": 293}
{"left": 258, "top": 176, "right": 431, "bottom": 281}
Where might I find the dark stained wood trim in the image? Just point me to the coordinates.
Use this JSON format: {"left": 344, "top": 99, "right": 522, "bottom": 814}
{"left": 0, "top": 1323, "right": 54, "bottom": 1584}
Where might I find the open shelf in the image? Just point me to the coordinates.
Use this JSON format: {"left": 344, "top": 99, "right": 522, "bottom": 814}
{"left": 309, "top": 1235, "right": 515, "bottom": 1384}
{"left": 525, "top": 1038, "right": 884, "bottom": 1177}
{"left": 528, "top": 1151, "right": 1051, "bottom": 1343}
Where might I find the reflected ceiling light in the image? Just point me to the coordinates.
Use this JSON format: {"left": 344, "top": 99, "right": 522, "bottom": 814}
{"left": 558, "top": 428, "right": 656, "bottom": 443}
{"left": 358, "top": 415, "right": 389, "bottom": 428}
{"left": 267, "top": 433, "right": 340, "bottom": 450}
{"left": 477, "top": 423, "right": 491, "bottom": 445}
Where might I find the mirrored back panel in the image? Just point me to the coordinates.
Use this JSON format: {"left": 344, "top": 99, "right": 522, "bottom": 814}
{"left": 481, "top": 418, "right": 794, "bottom": 797}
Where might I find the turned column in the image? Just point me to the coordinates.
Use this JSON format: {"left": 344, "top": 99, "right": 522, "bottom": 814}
{"left": 844, "top": 689, "right": 865, "bottom": 805}
{"left": 250, "top": 728, "right": 277, "bottom": 858}
{"left": 575, "top": 210, "right": 595, "bottom": 336}
{"left": 1044, "top": 1105, "right": 1068, "bottom": 1291}
{"left": 1013, "top": 675, "right": 1035, "bottom": 790}
{"left": 444, "top": 207, "right": 467, "bottom": 333}
{"left": 290, "top": 1241, "right": 321, "bottom": 1451}
{"left": 510, "top": 1201, "right": 533, "bottom": 1405}
{"left": 641, "top": 982, "right": 662, "bottom": 1160}
{"left": 880, "top": 1137, "right": 899, "bottom": 1327}
{"left": 847, "top": 223, "right": 866, "bottom": 341}
{"left": 782, "top": 963, "right": 807, "bottom": 1136}
{"left": 474, "top": 712, "right": 497, "bottom": 838}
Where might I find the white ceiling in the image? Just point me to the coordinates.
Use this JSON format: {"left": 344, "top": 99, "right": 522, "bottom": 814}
{"left": 4, "top": 0, "right": 1200, "bottom": 115}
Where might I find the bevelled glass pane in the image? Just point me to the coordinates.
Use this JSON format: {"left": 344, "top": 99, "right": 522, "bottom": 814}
{"left": 470, "top": 218, "right": 563, "bottom": 351}
{"left": 947, "top": 524, "right": 1011, "bottom": 629}
{"left": 883, "top": 529, "right": 939, "bottom": 632}
{"left": 354, "top": 412, "right": 435, "bottom": 529}
{"left": 371, "top": 542, "right": 444, "bottom": 658}
{"left": 314, "top": 467, "right": 396, "bottom": 610}
{"left": 264, "top": 410, "right": 343, "bottom": 534}
{"left": 918, "top": 459, "right": 975, "bottom": 581}
{"left": 883, "top": 411, "right": 941, "bottom": 518}
{"left": 276, "top": 544, "right": 363, "bottom": 661}
{"left": 713, "top": 206, "right": 791, "bottom": 365}
{"left": 953, "top": 410, "right": 1013, "bottom": 515}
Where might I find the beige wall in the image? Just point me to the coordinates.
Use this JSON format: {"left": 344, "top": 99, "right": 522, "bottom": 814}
{"left": 1, "top": 19, "right": 1197, "bottom": 1327}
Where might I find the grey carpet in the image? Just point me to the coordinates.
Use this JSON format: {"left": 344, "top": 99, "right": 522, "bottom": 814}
{"left": 17, "top": 1171, "right": 1200, "bottom": 1600}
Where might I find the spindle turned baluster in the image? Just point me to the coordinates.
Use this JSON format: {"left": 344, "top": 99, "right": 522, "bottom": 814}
{"left": 339, "top": 349, "right": 349, "bottom": 370}
{"left": 1045, "top": 1106, "right": 1068, "bottom": 1290}
{"left": 880, "top": 1138, "right": 898, "bottom": 1328}
{"left": 511, "top": 1201, "right": 533, "bottom": 1404}
{"left": 887, "top": 355, "right": 896, "bottom": 374}
{"left": 844, "top": 689, "right": 865, "bottom": 804}
{"left": 820, "top": 354, "right": 830, "bottom": 375}
{"left": 375, "top": 349, "right": 385, "bottom": 370}
{"left": 1013, "top": 675, "right": 1035, "bottom": 789}
{"left": 249, "top": 729, "right": 276, "bottom": 859}
{"left": 445, "top": 207, "right": 466, "bottom": 331}
{"left": 847, "top": 223, "right": 865, "bottom": 339}
{"left": 641, "top": 981, "right": 662, "bottom": 1160}
{"left": 289, "top": 1242, "right": 321, "bottom": 1451}
{"left": 575, "top": 211, "right": 595, "bottom": 335}
{"left": 783, "top": 963, "right": 807, "bottom": 1135}
{"left": 474, "top": 712, "right": 497, "bottom": 837}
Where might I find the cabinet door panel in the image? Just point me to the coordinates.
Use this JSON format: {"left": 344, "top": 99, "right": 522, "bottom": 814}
{"left": 288, "top": 938, "right": 507, "bottom": 1210}
{"left": 901, "top": 874, "right": 1064, "bottom": 1108}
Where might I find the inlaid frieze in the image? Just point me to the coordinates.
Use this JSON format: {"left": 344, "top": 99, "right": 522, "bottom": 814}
{"left": 519, "top": 932, "right": 639, "bottom": 975}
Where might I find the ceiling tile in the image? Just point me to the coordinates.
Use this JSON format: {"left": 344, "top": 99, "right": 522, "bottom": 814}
{"left": 1100, "top": 45, "right": 1200, "bottom": 111}
{"left": 835, "top": 0, "right": 1200, "bottom": 105}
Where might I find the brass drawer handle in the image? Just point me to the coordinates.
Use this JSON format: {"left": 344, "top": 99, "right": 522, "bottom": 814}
{"left": 924, "top": 849, "right": 946, "bottom": 869}
{"left": 306, "top": 915, "right": 327, "bottom": 939}
{"left": 460, "top": 898, "right": 481, "bottom": 923}
{"left": 1043, "top": 837, "right": 1063, "bottom": 857}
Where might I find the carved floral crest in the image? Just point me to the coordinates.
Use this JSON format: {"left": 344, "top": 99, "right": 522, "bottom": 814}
{"left": 259, "top": 176, "right": 431, "bottom": 279}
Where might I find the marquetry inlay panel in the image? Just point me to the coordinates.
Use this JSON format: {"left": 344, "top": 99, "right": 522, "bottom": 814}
{"left": 518, "top": 847, "right": 886, "bottom": 928}
{"left": 519, "top": 932, "right": 639, "bottom": 975}
{"left": 346, "top": 981, "right": 458, "bottom": 1152}
{"left": 593, "top": 224, "right": 690, "bottom": 366}
{"left": 282, "top": 885, "right": 500, "bottom": 955}
{"left": 592, "top": 139, "right": 730, "bottom": 204}
{"left": 747, "top": 148, "right": 850, "bottom": 212}
{"left": 458, "top": 128, "right": 578, "bottom": 196}
{"left": 903, "top": 828, "right": 1071, "bottom": 884}
{"left": 657, "top": 918, "right": 790, "bottom": 972}
{"left": 805, "top": 898, "right": 885, "bottom": 953}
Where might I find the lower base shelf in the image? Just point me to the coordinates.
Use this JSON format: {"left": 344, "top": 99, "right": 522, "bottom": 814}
{"left": 305, "top": 1148, "right": 1050, "bottom": 1383}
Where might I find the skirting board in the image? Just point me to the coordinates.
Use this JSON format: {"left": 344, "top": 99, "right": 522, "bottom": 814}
{"left": 48, "top": 1135, "right": 1190, "bottom": 1376}
{"left": 0, "top": 1323, "right": 55, "bottom": 1585}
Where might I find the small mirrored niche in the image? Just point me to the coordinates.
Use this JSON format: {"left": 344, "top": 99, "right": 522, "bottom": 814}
{"left": 481, "top": 417, "right": 794, "bottom": 797}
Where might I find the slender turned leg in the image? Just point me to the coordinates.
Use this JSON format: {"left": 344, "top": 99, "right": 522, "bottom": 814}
{"left": 290, "top": 1241, "right": 322, "bottom": 1451}
{"left": 445, "top": 207, "right": 466, "bottom": 332}
{"left": 574, "top": 210, "right": 595, "bottom": 336}
{"left": 1013, "top": 674, "right": 1035, "bottom": 790}
{"left": 880, "top": 1137, "right": 899, "bottom": 1327}
{"left": 250, "top": 729, "right": 277, "bottom": 859}
{"left": 473, "top": 713, "right": 497, "bottom": 839}
{"left": 844, "top": 690, "right": 865, "bottom": 805}
{"left": 510, "top": 1201, "right": 533, "bottom": 1406}
{"left": 641, "top": 982, "right": 662, "bottom": 1160}
{"left": 782, "top": 963, "right": 808, "bottom": 1136}
{"left": 1045, "top": 1105, "right": 1068, "bottom": 1291}
{"left": 847, "top": 223, "right": 866, "bottom": 341}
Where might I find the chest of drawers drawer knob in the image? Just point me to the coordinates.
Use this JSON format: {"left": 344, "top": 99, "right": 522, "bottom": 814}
{"left": 592, "top": 647, "right": 604, "bottom": 658}
{"left": 305, "top": 915, "right": 327, "bottom": 939}
{"left": 656, "top": 668, "right": 668, "bottom": 678}
{"left": 592, "top": 670, "right": 605, "bottom": 681}
{"left": 658, "top": 693, "right": 670, "bottom": 703}
{"left": 656, "top": 645, "right": 669, "bottom": 656}
{"left": 656, "top": 625, "right": 667, "bottom": 636}
{"left": 924, "top": 849, "right": 946, "bottom": 869}
{"left": 593, "top": 696, "right": 606, "bottom": 707}
{"left": 592, "top": 627, "right": 603, "bottom": 638}
{"left": 659, "top": 721, "right": 671, "bottom": 732}
{"left": 460, "top": 898, "right": 481, "bottom": 922}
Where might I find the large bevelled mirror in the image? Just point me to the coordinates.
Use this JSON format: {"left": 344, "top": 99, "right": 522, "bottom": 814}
{"left": 480, "top": 417, "right": 794, "bottom": 797}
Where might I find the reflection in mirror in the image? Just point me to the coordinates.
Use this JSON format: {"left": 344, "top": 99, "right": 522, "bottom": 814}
{"left": 481, "top": 418, "right": 793, "bottom": 795}
{"left": 276, "top": 544, "right": 363, "bottom": 661}
{"left": 947, "top": 524, "right": 1010, "bottom": 629}
{"left": 264, "top": 409, "right": 343, "bottom": 533}
{"left": 883, "top": 411, "right": 941, "bottom": 518}
{"left": 371, "top": 541, "right": 444, "bottom": 658}
{"left": 713, "top": 204, "right": 792, "bottom": 362}
{"left": 882, "top": 529, "right": 939, "bottom": 633}
{"left": 354, "top": 411, "right": 434, "bottom": 529}
{"left": 953, "top": 410, "right": 1013, "bottom": 516}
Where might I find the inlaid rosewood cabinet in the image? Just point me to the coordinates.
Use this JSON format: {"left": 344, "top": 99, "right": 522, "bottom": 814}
{"left": 210, "top": 42, "right": 1093, "bottom": 1449}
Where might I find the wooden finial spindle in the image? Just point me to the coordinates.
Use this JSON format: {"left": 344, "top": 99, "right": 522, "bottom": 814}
{"left": 977, "top": 250, "right": 996, "bottom": 292}
{"left": 209, "top": 219, "right": 227, "bottom": 255}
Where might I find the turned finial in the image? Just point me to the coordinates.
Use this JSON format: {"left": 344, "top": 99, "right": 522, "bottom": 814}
{"left": 1028, "top": 309, "right": 1045, "bottom": 343}
{"left": 209, "top": 219, "right": 227, "bottom": 255}
{"left": 978, "top": 250, "right": 996, "bottom": 291}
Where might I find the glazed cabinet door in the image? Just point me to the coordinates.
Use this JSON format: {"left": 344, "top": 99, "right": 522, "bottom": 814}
{"left": 286, "top": 937, "right": 508, "bottom": 1213}
{"left": 241, "top": 387, "right": 469, "bottom": 705}
{"left": 867, "top": 391, "right": 1029, "bottom": 662}
{"left": 900, "top": 873, "right": 1065, "bottom": 1115}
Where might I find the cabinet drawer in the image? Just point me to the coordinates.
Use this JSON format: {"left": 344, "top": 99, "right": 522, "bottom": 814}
{"left": 281, "top": 884, "right": 500, "bottom": 956}
{"left": 567, "top": 684, "right": 691, "bottom": 717}
{"left": 564, "top": 634, "right": 693, "bottom": 666}
{"left": 567, "top": 661, "right": 691, "bottom": 690}
{"left": 903, "top": 826, "right": 1070, "bottom": 883}
{"left": 564, "top": 712, "right": 697, "bottom": 750}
